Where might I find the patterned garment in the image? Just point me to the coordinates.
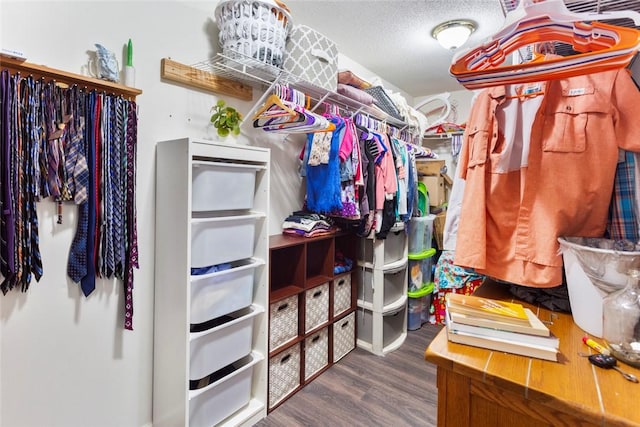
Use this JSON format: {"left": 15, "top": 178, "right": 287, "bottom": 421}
{"left": 433, "top": 250, "right": 485, "bottom": 325}
{"left": 607, "top": 150, "right": 639, "bottom": 242}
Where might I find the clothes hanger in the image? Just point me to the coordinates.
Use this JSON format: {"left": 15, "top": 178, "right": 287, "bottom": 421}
{"left": 252, "top": 92, "right": 299, "bottom": 120}
{"left": 450, "top": 0, "right": 640, "bottom": 89}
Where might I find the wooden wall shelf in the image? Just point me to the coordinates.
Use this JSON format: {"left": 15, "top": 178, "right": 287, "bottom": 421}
{"left": 160, "top": 58, "right": 252, "bottom": 101}
{"left": 0, "top": 56, "right": 142, "bottom": 99}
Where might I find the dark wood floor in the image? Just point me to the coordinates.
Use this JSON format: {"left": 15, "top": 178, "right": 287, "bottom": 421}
{"left": 255, "top": 323, "right": 443, "bottom": 427}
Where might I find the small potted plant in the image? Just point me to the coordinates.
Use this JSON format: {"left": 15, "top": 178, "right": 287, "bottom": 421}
{"left": 210, "top": 99, "right": 243, "bottom": 138}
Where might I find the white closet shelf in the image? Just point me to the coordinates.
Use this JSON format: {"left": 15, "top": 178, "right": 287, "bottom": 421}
{"left": 194, "top": 53, "right": 414, "bottom": 130}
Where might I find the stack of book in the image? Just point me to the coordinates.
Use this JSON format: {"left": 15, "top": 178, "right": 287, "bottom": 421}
{"left": 444, "top": 293, "right": 559, "bottom": 362}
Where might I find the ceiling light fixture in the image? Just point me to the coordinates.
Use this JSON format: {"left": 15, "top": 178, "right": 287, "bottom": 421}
{"left": 432, "top": 19, "right": 476, "bottom": 50}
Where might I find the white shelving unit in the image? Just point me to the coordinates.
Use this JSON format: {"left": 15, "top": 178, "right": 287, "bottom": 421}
{"left": 355, "top": 223, "right": 408, "bottom": 355}
{"left": 154, "top": 138, "right": 270, "bottom": 427}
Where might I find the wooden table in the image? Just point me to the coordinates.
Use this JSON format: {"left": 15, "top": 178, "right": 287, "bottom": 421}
{"left": 425, "top": 280, "right": 640, "bottom": 427}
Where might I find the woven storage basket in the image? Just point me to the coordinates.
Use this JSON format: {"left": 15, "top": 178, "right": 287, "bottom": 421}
{"left": 332, "top": 311, "right": 355, "bottom": 362}
{"left": 268, "top": 343, "right": 301, "bottom": 409}
{"left": 332, "top": 274, "right": 352, "bottom": 317}
{"left": 364, "top": 86, "right": 404, "bottom": 121}
{"left": 304, "top": 282, "right": 329, "bottom": 333}
{"left": 269, "top": 294, "right": 298, "bottom": 351}
{"left": 304, "top": 327, "right": 329, "bottom": 380}
{"left": 215, "top": 0, "right": 292, "bottom": 70}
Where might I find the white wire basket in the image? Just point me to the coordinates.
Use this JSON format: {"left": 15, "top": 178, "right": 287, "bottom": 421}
{"left": 215, "top": 0, "right": 292, "bottom": 72}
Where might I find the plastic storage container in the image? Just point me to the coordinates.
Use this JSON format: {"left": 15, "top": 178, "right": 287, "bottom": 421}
{"left": 189, "top": 305, "right": 263, "bottom": 381}
{"left": 190, "top": 259, "right": 263, "bottom": 325}
{"left": 408, "top": 214, "right": 436, "bottom": 254}
{"left": 189, "top": 352, "right": 263, "bottom": 427}
{"left": 407, "top": 283, "right": 434, "bottom": 331}
{"left": 191, "top": 213, "right": 260, "bottom": 268}
{"left": 558, "top": 237, "right": 640, "bottom": 337}
{"left": 191, "top": 161, "right": 262, "bottom": 212}
{"left": 407, "top": 248, "right": 436, "bottom": 291}
{"left": 359, "top": 228, "right": 407, "bottom": 266}
{"left": 358, "top": 262, "right": 407, "bottom": 306}
{"left": 357, "top": 305, "right": 407, "bottom": 350}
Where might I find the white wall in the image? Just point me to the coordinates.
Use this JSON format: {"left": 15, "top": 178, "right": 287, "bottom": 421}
{"left": 0, "top": 2, "right": 415, "bottom": 426}
{"left": 0, "top": 2, "right": 247, "bottom": 426}
{"left": 415, "top": 89, "right": 475, "bottom": 179}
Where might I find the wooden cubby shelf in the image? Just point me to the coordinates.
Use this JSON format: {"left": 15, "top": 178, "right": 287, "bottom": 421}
{"left": 267, "top": 231, "right": 358, "bottom": 412}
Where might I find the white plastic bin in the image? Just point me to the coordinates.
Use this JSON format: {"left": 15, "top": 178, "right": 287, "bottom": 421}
{"left": 189, "top": 305, "right": 263, "bottom": 381}
{"left": 189, "top": 352, "right": 263, "bottom": 427}
{"left": 191, "top": 213, "right": 261, "bottom": 268}
{"left": 408, "top": 214, "right": 435, "bottom": 254}
{"left": 358, "top": 262, "right": 407, "bottom": 306}
{"left": 191, "top": 161, "right": 264, "bottom": 212}
{"left": 558, "top": 237, "right": 640, "bottom": 337}
{"left": 358, "top": 226, "right": 406, "bottom": 266}
{"left": 357, "top": 306, "right": 407, "bottom": 349}
{"left": 190, "top": 258, "right": 263, "bottom": 325}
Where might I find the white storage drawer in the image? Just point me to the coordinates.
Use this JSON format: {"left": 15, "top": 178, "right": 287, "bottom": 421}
{"left": 357, "top": 306, "right": 406, "bottom": 349}
{"left": 191, "top": 161, "right": 264, "bottom": 212}
{"left": 333, "top": 311, "right": 355, "bottom": 362}
{"left": 358, "top": 229, "right": 406, "bottom": 266}
{"left": 332, "top": 273, "right": 352, "bottom": 318}
{"left": 269, "top": 343, "right": 301, "bottom": 410}
{"left": 190, "top": 213, "right": 260, "bottom": 268}
{"left": 190, "top": 258, "right": 263, "bottom": 325}
{"left": 189, "top": 352, "right": 263, "bottom": 427}
{"left": 189, "top": 305, "right": 263, "bottom": 381}
{"left": 304, "top": 326, "right": 329, "bottom": 381}
{"left": 358, "top": 262, "right": 407, "bottom": 307}
{"left": 269, "top": 294, "right": 298, "bottom": 351}
{"left": 304, "top": 282, "right": 329, "bottom": 333}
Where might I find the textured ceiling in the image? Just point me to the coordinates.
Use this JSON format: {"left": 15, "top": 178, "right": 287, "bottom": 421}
{"left": 286, "top": 0, "right": 640, "bottom": 99}
{"left": 286, "top": 0, "right": 506, "bottom": 97}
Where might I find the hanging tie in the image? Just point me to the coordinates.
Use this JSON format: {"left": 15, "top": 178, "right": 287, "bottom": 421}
{"left": 124, "top": 100, "right": 138, "bottom": 330}
{"left": 25, "top": 77, "right": 43, "bottom": 283}
{"left": 67, "top": 110, "right": 89, "bottom": 284}
{"left": 113, "top": 98, "right": 126, "bottom": 277}
{"left": 0, "top": 71, "right": 16, "bottom": 293}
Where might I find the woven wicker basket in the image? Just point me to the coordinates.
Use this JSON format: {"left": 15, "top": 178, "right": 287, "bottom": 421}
{"left": 215, "top": 0, "right": 292, "bottom": 70}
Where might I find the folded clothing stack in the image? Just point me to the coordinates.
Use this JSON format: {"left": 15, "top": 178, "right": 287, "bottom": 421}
{"left": 282, "top": 211, "right": 338, "bottom": 238}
